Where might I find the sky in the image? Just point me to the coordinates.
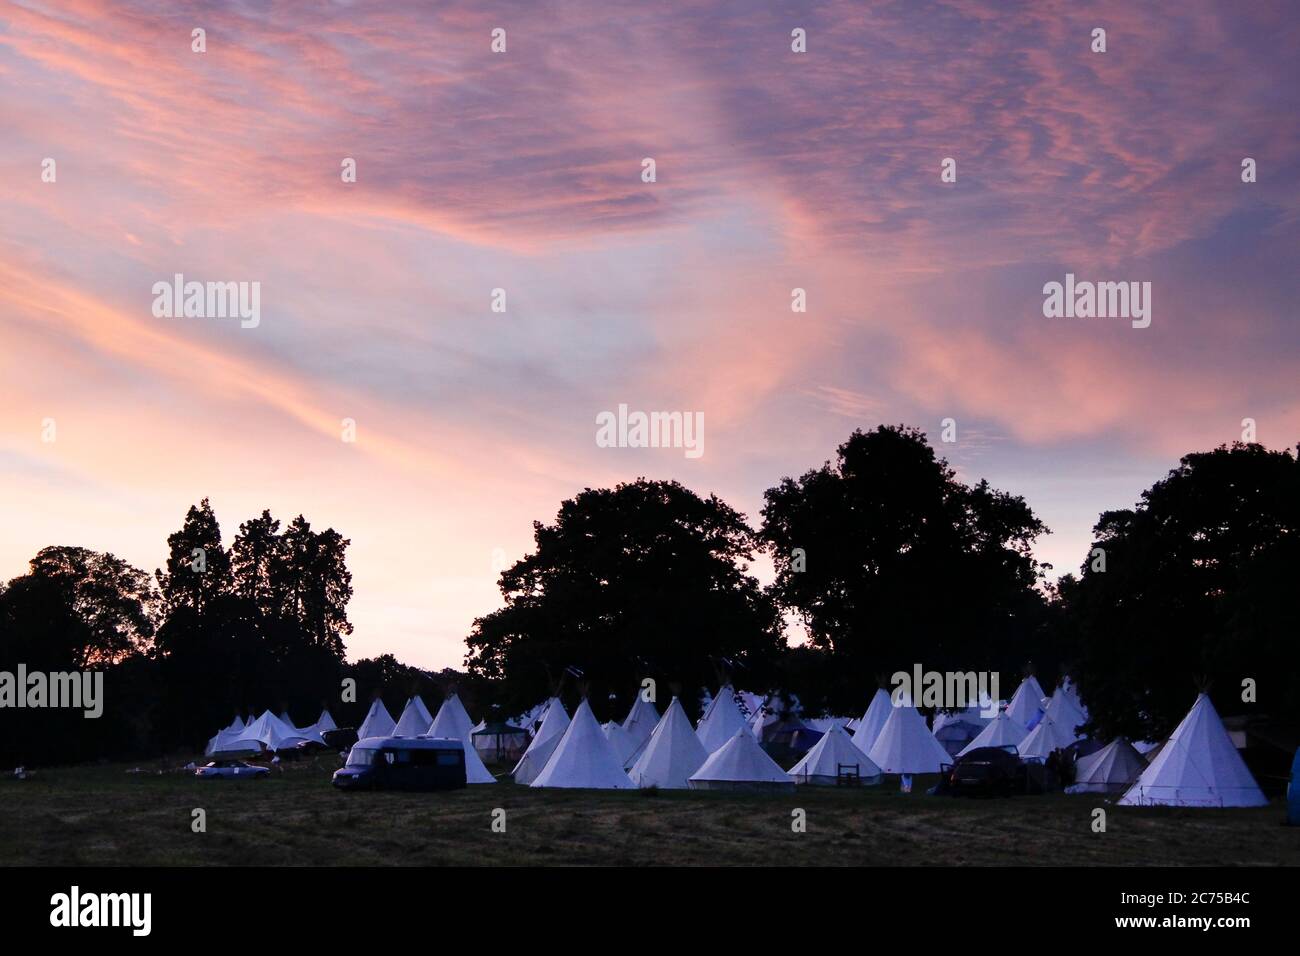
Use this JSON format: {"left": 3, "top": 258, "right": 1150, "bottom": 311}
{"left": 2, "top": 0, "right": 1297, "bottom": 670}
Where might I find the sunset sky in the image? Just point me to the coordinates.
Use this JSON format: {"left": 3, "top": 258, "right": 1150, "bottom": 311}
{"left": 2, "top": 1, "right": 1297, "bottom": 670}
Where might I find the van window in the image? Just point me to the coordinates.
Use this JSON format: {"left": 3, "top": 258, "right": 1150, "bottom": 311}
{"left": 437, "top": 751, "right": 462, "bottom": 766}
{"left": 346, "top": 748, "right": 377, "bottom": 768}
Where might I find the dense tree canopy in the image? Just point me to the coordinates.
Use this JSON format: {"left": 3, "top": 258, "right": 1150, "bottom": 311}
{"left": 465, "top": 479, "right": 785, "bottom": 717}
{"left": 1061, "top": 442, "right": 1300, "bottom": 740}
{"left": 760, "top": 425, "right": 1051, "bottom": 711}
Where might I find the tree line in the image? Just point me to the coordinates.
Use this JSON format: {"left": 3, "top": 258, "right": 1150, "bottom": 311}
{"left": 2, "top": 426, "right": 1297, "bottom": 766}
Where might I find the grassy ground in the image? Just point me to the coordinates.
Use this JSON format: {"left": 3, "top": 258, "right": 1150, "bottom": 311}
{"left": 1, "top": 758, "right": 1296, "bottom": 866}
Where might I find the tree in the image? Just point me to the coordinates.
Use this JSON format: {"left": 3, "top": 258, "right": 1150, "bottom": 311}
{"left": 155, "top": 498, "right": 231, "bottom": 621}
{"left": 0, "top": 546, "right": 157, "bottom": 669}
{"left": 760, "top": 425, "right": 1050, "bottom": 711}
{"left": 464, "top": 479, "right": 785, "bottom": 717}
{"left": 1062, "top": 442, "right": 1300, "bottom": 739}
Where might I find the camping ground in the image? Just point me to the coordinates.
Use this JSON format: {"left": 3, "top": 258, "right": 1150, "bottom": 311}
{"left": 2, "top": 760, "right": 1297, "bottom": 866}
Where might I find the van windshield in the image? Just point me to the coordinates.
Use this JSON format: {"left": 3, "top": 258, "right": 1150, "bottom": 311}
{"left": 347, "top": 747, "right": 377, "bottom": 768}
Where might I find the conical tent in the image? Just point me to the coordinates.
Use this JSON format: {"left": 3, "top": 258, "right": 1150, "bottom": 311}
{"left": 1119, "top": 694, "right": 1267, "bottom": 807}
{"left": 1017, "top": 714, "right": 1074, "bottom": 760}
{"left": 696, "top": 685, "right": 752, "bottom": 753}
{"left": 1042, "top": 686, "right": 1087, "bottom": 740}
{"left": 314, "top": 709, "right": 338, "bottom": 734}
{"left": 958, "top": 711, "right": 1027, "bottom": 757}
{"left": 428, "top": 693, "right": 474, "bottom": 741}
{"left": 688, "top": 728, "right": 793, "bottom": 791}
{"left": 1067, "top": 738, "right": 1146, "bottom": 794}
{"left": 357, "top": 699, "right": 396, "bottom": 740}
{"left": 223, "top": 714, "right": 245, "bottom": 733}
{"left": 628, "top": 697, "right": 709, "bottom": 789}
{"left": 1061, "top": 676, "right": 1090, "bottom": 723}
{"left": 512, "top": 697, "right": 569, "bottom": 785}
{"left": 233, "top": 710, "right": 312, "bottom": 752}
{"left": 1005, "top": 676, "right": 1046, "bottom": 729}
{"left": 852, "top": 688, "right": 893, "bottom": 754}
{"left": 429, "top": 695, "right": 496, "bottom": 783}
{"left": 532, "top": 699, "right": 633, "bottom": 789}
{"left": 788, "top": 723, "right": 882, "bottom": 785}
{"left": 393, "top": 696, "right": 435, "bottom": 736}
{"left": 602, "top": 720, "right": 639, "bottom": 765}
{"left": 866, "top": 700, "right": 952, "bottom": 774}
{"left": 621, "top": 694, "right": 660, "bottom": 748}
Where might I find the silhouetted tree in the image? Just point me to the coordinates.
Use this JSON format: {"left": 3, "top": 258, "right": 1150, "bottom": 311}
{"left": 1062, "top": 442, "right": 1300, "bottom": 739}
{"left": 465, "top": 479, "right": 784, "bottom": 715}
{"left": 760, "top": 425, "right": 1049, "bottom": 711}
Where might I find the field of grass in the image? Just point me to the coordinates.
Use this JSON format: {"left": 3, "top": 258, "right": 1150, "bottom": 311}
{"left": 2, "top": 758, "right": 1297, "bottom": 866}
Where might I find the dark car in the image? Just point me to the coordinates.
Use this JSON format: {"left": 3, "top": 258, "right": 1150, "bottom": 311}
{"left": 939, "top": 745, "right": 1023, "bottom": 797}
{"left": 332, "top": 736, "right": 467, "bottom": 791}
{"left": 322, "top": 727, "right": 359, "bottom": 752}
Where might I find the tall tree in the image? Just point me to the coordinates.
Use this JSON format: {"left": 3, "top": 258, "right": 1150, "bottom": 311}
{"left": 760, "top": 425, "right": 1049, "bottom": 710}
{"left": 465, "top": 479, "right": 784, "bottom": 716}
{"left": 1061, "top": 442, "right": 1300, "bottom": 739}
{"left": 155, "top": 497, "right": 231, "bottom": 620}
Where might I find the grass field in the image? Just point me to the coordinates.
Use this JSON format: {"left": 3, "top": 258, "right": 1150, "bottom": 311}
{"left": 2, "top": 758, "right": 1297, "bottom": 866}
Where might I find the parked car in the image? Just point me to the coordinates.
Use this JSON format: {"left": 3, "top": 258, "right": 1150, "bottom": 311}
{"left": 933, "top": 745, "right": 1060, "bottom": 797}
{"left": 196, "top": 759, "right": 271, "bottom": 780}
{"left": 322, "top": 727, "right": 359, "bottom": 752}
{"left": 332, "top": 736, "right": 467, "bottom": 792}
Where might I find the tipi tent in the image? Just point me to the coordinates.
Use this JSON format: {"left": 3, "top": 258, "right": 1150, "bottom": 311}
{"left": 314, "top": 709, "right": 338, "bottom": 734}
{"left": 788, "top": 723, "right": 882, "bottom": 786}
{"left": 233, "top": 710, "right": 312, "bottom": 752}
{"left": 357, "top": 699, "right": 396, "bottom": 740}
{"left": 427, "top": 693, "right": 474, "bottom": 741}
{"left": 512, "top": 697, "right": 570, "bottom": 785}
{"left": 621, "top": 694, "right": 660, "bottom": 748}
{"left": 603, "top": 720, "right": 639, "bottom": 766}
{"left": 1016, "top": 714, "right": 1074, "bottom": 760}
{"left": 531, "top": 699, "right": 633, "bottom": 789}
{"left": 852, "top": 688, "right": 893, "bottom": 754}
{"left": 1042, "top": 686, "right": 1087, "bottom": 740}
{"left": 628, "top": 697, "right": 709, "bottom": 789}
{"left": 429, "top": 695, "right": 495, "bottom": 784}
{"left": 224, "top": 714, "right": 245, "bottom": 733}
{"left": 688, "top": 729, "right": 794, "bottom": 792}
{"left": 696, "top": 685, "right": 752, "bottom": 753}
{"left": 1005, "top": 675, "right": 1047, "bottom": 730}
{"left": 1067, "top": 738, "right": 1146, "bottom": 794}
{"left": 393, "top": 696, "right": 435, "bottom": 737}
{"left": 1061, "top": 676, "right": 1090, "bottom": 722}
{"left": 1119, "top": 694, "right": 1267, "bottom": 807}
{"left": 958, "top": 711, "right": 1027, "bottom": 757}
{"left": 866, "top": 700, "right": 952, "bottom": 774}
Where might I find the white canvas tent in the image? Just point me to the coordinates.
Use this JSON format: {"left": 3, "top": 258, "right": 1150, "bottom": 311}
{"left": 429, "top": 695, "right": 496, "bottom": 783}
{"left": 1005, "top": 675, "right": 1047, "bottom": 730}
{"left": 688, "top": 728, "right": 793, "bottom": 791}
{"left": 1061, "top": 676, "right": 1090, "bottom": 722}
{"left": 1016, "top": 714, "right": 1074, "bottom": 760}
{"left": 866, "top": 699, "right": 952, "bottom": 774}
{"left": 628, "top": 697, "right": 709, "bottom": 789}
{"left": 314, "top": 709, "right": 338, "bottom": 734}
{"left": 357, "top": 699, "right": 396, "bottom": 740}
{"left": 621, "top": 694, "right": 660, "bottom": 748}
{"left": 1067, "top": 738, "right": 1146, "bottom": 794}
{"left": 602, "top": 720, "right": 639, "bottom": 765}
{"left": 788, "top": 723, "right": 882, "bottom": 786}
{"left": 224, "top": 714, "right": 245, "bottom": 733}
{"left": 532, "top": 699, "right": 633, "bottom": 789}
{"left": 851, "top": 688, "right": 893, "bottom": 754}
{"left": 1042, "top": 686, "right": 1087, "bottom": 740}
{"left": 958, "top": 710, "right": 1027, "bottom": 757}
{"left": 393, "top": 696, "right": 435, "bottom": 737}
{"left": 696, "top": 685, "right": 752, "bottom": 753}
{"left": 427, "top": 693, "right": 474, "bottom": 741}
{"left": 512, "top": 697, "right": 569, "bottom": 785}
{"left": 1119, "top": 694, "right": 1267, "bottom": 807}
{"left": 232, "top": 710, "right": 312, "bottom": 752}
